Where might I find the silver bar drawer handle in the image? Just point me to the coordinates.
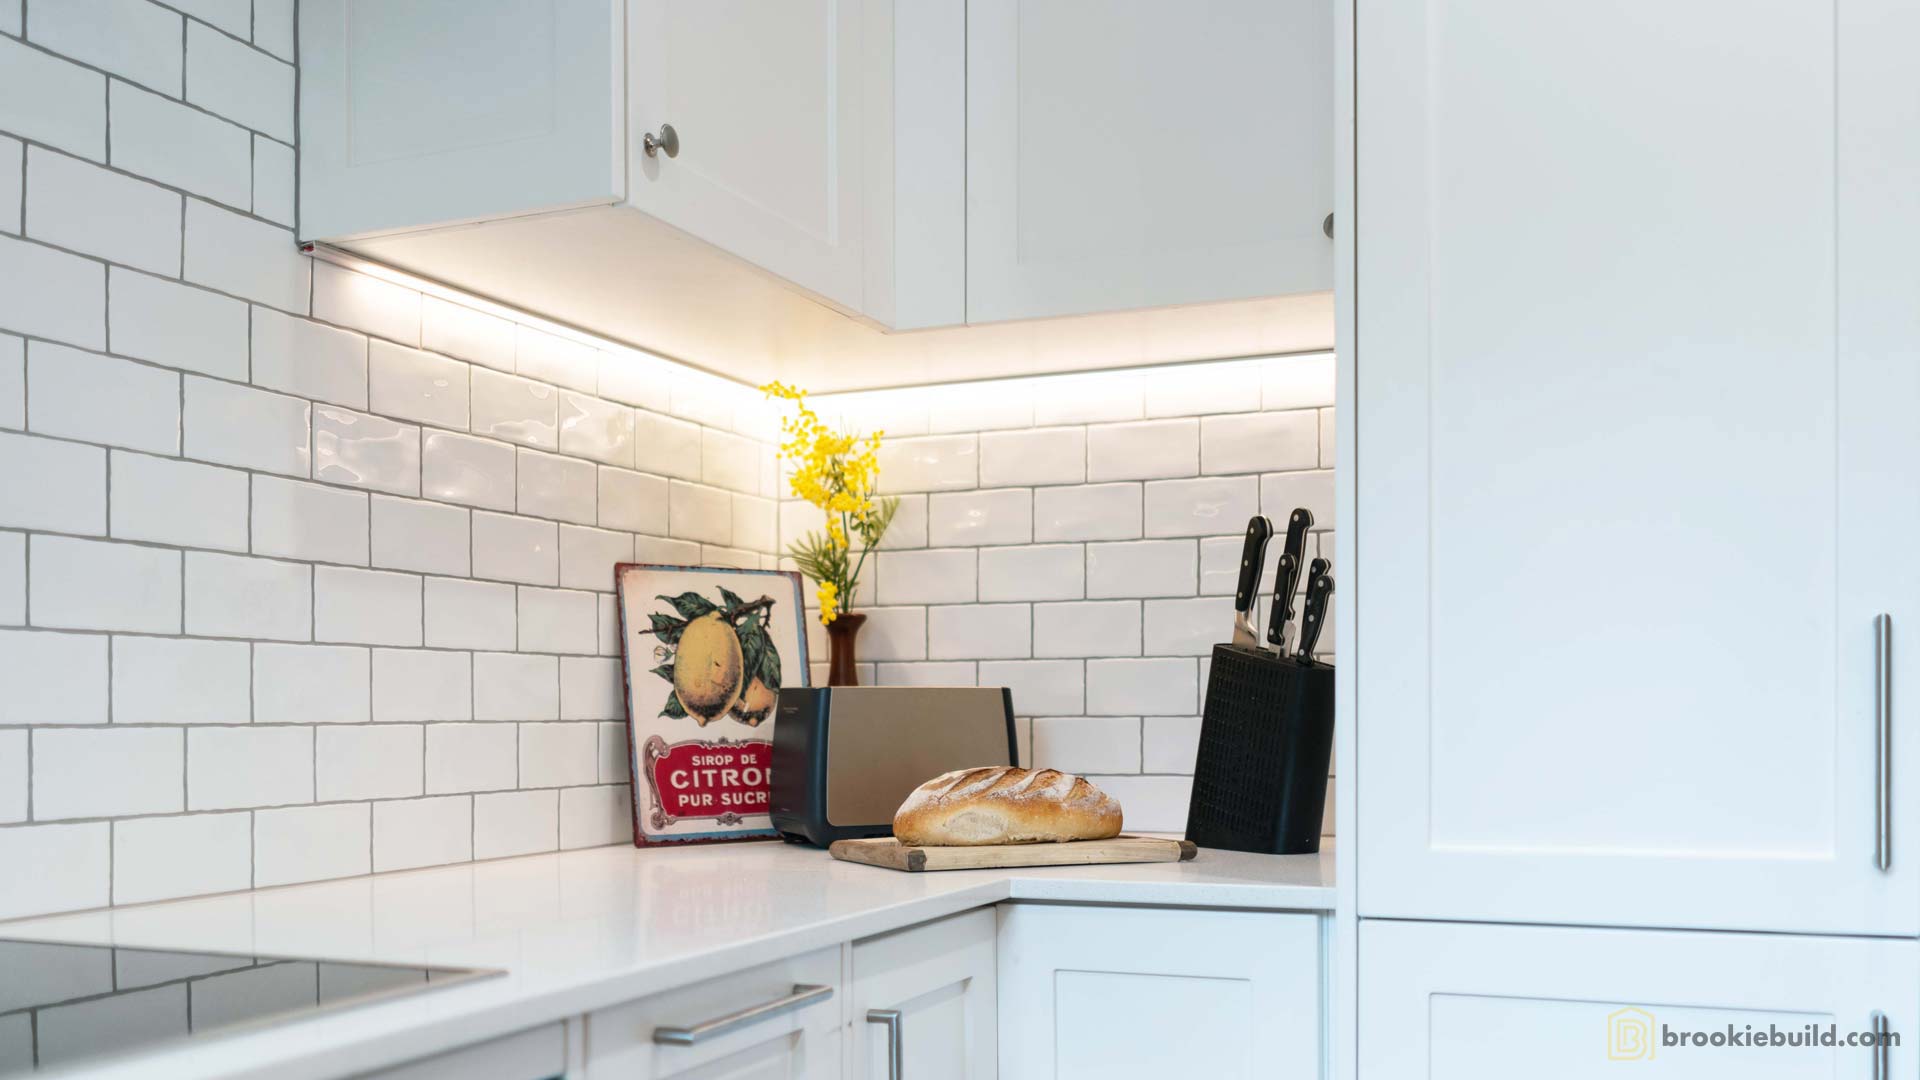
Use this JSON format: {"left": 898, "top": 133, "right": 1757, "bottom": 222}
{"left": 1870, "top": 1011, "right": 1889, "bottom": 1080}
{"left": 1876, "top": 614, "right": 1892, "bottom": 872}
{"left": 652, "top": 984, "right": 832, "bottom": 1046}
{"left": 866, "top": 1009, "right": 904, "bottom": 1080}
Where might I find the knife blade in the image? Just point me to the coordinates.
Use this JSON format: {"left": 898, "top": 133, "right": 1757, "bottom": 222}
{"left": 1295, "top": 558, "right": 1333, "bottom": 660}
{"left": 1265, "top": 508, "right": 1314, "bottom": 653}
{"left": 1230, "top": 516, "right": 1274, "bottom": 649}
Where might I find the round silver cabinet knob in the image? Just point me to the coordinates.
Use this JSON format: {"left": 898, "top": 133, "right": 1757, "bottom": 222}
{"left": 643, "top": 123, "right": 680, "bottom": 159}
{"left": 1323, "top": 212, "right": 1334, "bottom": 239}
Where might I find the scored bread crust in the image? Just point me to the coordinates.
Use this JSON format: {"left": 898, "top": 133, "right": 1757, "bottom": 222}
{"left": 892, "top": 766, "right": 1123, "bottom": 846}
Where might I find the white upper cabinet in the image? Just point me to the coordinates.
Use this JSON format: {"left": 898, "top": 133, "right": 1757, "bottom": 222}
{"left": 966, "top": 0, "right": 1333, "bottom": 323}
{"left": 1354, "top": 0, "right": 1920, "bottom": 935}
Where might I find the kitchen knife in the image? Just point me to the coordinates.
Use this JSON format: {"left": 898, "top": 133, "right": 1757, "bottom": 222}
{"left": 1230, "top": 516, "right": 1274, "bottom": 649}
{"left": 1265, "top": 508, "right": 1314, "bottom": 653}
{"left": 1295, "top": 559, "right": 1333, "bottom": 660}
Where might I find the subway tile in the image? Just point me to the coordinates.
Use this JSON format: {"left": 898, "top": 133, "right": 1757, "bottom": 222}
{"left": 423, "top": 577, "right": 516, "bottom": 651}
{"left": 631, "top": 410, "right": 703, "bottom": 481}
{"left": 561, "top": 657, "right": 623, "bottom": 721}
{"left": 558, "top": 525, "right": 631, "bottom": 592}
{"left": 1142, "top": 716, "right": 1203, "bottom": 773}
{"left": 876, "top": 549, "right": 976, "bottom": 606}
{"left": 253, "top": 643, "right": 369, "bottom": 724}
{"left": 253, "top": 803, "right": 367, "bottom": 887}
{"left": 253, "top": 0, "right": 296, "bottom": 58}
{"left": 519, "top": 722, "right": 598, "bottom": 788}
{"left": 633, "top": 535, "right": 699, "bottom": 566}
{"left": 978, "top": 659, "right": 1083, "bottom": 717}
{"left": 1031, "top": 716, "right": 1140, "bottom": 775}
{"left": 514, "top": 325, "right": 596, "bottom": 393}
{"left": 28, "top": 341, "right": 179, "bottom": 454}
{"left": 0, "top": 333, "right": 19, "bottom": 427}
{"left": 597, "top": 721, "right": 630, "bottom": 783}
{"left": 814, "top": 391, "right": 927, "bottom": 440}
{"left": 0, "top": 37, "right": 105, "bottom": 161}
{"left": 111, "top": 811, "right": 250, "bottom": 904}
{"left": 369, "top": 340, "right": 469, "bottom": 430}
{"left": 475, "top": 790, "right": 558, "bottom": 857}
{"left": 183, "top": 201, "right": 308, "bottom": 313}
{"left": 112, "top": 636, "right": 250, "bottom": 724}
{"left": 0, "top": 431, "right": 105, "bottom": 534}
{"left": 597, "top": 594, "right": 620, "bottom": 656}
{"left": 1030, "top": 373, "right": 1143, "bottom": 425}
{"left": 421, "top": 297, "right": 513, "bottom": 372}
{"left": 425, "top": 723, "right": 516, "bottom": 794}
{"left": 1260, "top": 469, "right": 1336, "bottom": 529}
{"left": 189, "top": 726, "right": 312, "bottom": 810}
{"left": 314, "top": 566, "right": 422, "bottom": 646}
{"left": 317, "top": 725, "right": 423, "bottom": 801}
{"left": 700, "top": 544, "right": 757, "bottom": 570}
{"left": 0, "top": 136, "right": 13, "bottom": 233}
{"left": 184, "top": 21, "right": 294, "bottom": 139}
{"left": 0, "top": 235, "right": 104, "bottom": 350}
{"left": 1144, "top": 596, "right": 1233, "bottom": 656}
{"left": 597, "top": 351, "right": 672, "bottom": 412}
{"left": 928, "top": 489, "right": 1031, "bottom": 547}
{"left": 923, "top": 385, "right": 1032, "bottom": 434}
{"left": 518, "top": 587, "right": 597, "bottom": 655}
{"left": 875, "top": 661, "right": 976, "bottom": 687}
{"left": 1034, "top": 483, "right": 1141, "bottom": 542}
{"left": 0, "top": 533, "right": 21, "bottom": 626}
{"left": 109, "top": 447, "right": 247, "bottom": 549}
{"left": 470, "top": 368, "right": 557, "bottom": 450}
{"left": 183, "top": 377, "right": 311, "bottom": 477}
{"left": 1087, "top": 775, "right": 1192, "bottom": 833}
{"left": 730, "top": 495, "right": 775, "bottom": 553}
{"left": 473, "top": 652, "right": 557, "bottom": 721}
{"left": 372, "top": 648, "right": 471, "bottom": 723}
{"left": 170, "top": 0, "right": 249, "bottom": 37}
{"left": 370, "top": 495, "right": 469, "bottom": 576}
{"left": 1086, "top": 419, "right": 1198, "bottom": 483}
{"left": 1143, "top": 362, "right": 1263, "bottom": 418}
{"left": 1319, "top": 408, "right": 1335, "bottom": 467}
{"left": 977, "top": 545, "right": 1083, "bottom": 603}
{"left": 109, "top": 268, "right": 248, "bottom": 380}
{"left": 1034, "top": 600, "right": 1141, "bottom": 659}
{"left": 1143, "top": 476, "right": 1260, "bottom": 538}
{"left": 314, "top": 406, "right": 421, "bottom": 497}
{"left": 472, "top": 511, "right": 558, "bottom": 586}
{"left": 184, "top": 551, "right": 309, "bottom": 640}
{"left": 30, "top": 535, "right": 180, "bottom": 633}
{"left": 0, "top": 630, "right": 108, "bottom": 725}
{"left": 517, "top": 447, "right": 596, "bottom": 525}
{"left": 374, "top": 796, "right": 472, "bottom": 872}
{"left": 253, "top": 306, "right": 370, "bottom": 409}
{"left": 32, "top": 727, "right": 182, "bottom": 820}
{"left": 251, "top": 476, "right": 368, "bottom": 565}
{"left": 876, "top": 434, "right": 976, "bottom": 494}
{"left": 421, "top": 430, "right": 515, "bottom": 512}
{"left": 667, "top": 372, "right": 736, "bottom": 429}
{"left": 252, "top": 134, "right": 295, "bottom": 225}
{"left": 701, "top": 428, "right": 758, "bottom": 492}
{"left": 597, "top": 467, "right": 668, "bottom": 535}
{"left": 0, "top": 823, "right": 109, "bottom": 920}
{"left": 26, "top": 148, "right": 180, "bottom": 275}
{"left": 875, "top": 494, "right": 928, "bottom": 550}
{"left": 668, "top": 481, "right": 731, "bottom": 545}
{"left": 108, "top": 82, "right": 250, "bottom": 208}
{"left": 559, "top": 784, "right": 631, "bottom": 849}
{"left": 1201, "top": 411, "right": 1318, "bottom": 475}
{"left": 977, "top": 427, "right": 1085, "bottom": 488}
{"left": 1086, "top": 658, "right": 1196, "bottom": 716}
{"left": 928, "top": 604, "right": 1030, "bottom": 661}
{"left": 1261, "top": 353, "right": 1336, "bottom": 410}
{"left": 1086, "top": 540, "right": 1197, "bottom": 599}
{"left": 558, "top": 392, "right": 634, "bottom": 468}
{"left": 312, "top": 262, "right": 419, "bottom": 345}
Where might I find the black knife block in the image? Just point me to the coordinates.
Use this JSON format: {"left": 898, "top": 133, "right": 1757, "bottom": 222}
{"left": 1185, "top": 643, "right": 1334, "bottom": 855}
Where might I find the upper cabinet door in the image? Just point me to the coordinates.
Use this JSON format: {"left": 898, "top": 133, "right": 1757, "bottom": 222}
{"left": 300, "top": 0, "right": 624, "bottom": 242}
{"left": 1355, "top": 0, "right": 1920, "bottom": 934}
{"left": 965, "top": 0, "right": 1334, "bottom": 325}
{"left": 626, "top": 0, "right": 868, "bottom": 313}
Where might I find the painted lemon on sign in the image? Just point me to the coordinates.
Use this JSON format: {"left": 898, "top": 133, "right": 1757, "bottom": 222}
{"left": 645, "top": 587, "right": 785, "bottom": 727}
{"left": 672, "top": 611, "right": 744, "bottom": 722}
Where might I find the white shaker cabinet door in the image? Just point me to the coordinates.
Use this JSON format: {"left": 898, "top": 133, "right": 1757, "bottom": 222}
{"left": 964, "top": 0, "right": 1334, "bottom": 324}
{"left": 849, "top": 908, "right": 996, "bottom": 1080}
{"left": 626, "top": 0, "right": 869, "bottom": 313}
{"left": 1354, "top": 0, "right": 1920, "bottom": 934}
{"left": 1360, "top": 920, "right": 1914, "bottom": 1079}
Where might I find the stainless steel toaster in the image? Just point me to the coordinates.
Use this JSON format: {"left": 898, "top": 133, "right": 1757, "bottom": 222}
{"left": 769, "top": 686, "right": 1019, "bottom": 846}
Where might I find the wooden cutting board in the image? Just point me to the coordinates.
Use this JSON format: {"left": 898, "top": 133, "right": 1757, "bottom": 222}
{"left": 829, "top": 835, "right": 1197, "bottom": 872}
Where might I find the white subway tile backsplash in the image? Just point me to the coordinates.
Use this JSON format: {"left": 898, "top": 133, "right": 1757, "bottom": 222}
{"left": 1034, "top": 483, "right": 1141, "bottom": 542}
{"left": 182, "top": 377, "right": 311, "bottom": 477}
{"left": 25, "top": 148, "right": 181, "bottom": 275}
{"left": 1260, "top": 469, "right": 1336, "bottom": 530}
{"left": 0, "top": 823, "right": 109, "bottom": 920}
{"left": 253, "top": 803, "right": 367, "bottom": 887}
{"left": 112, "top": 636, "right": 249, "bottom": 724}
{"left": 876, "top": 549, "right": 976, "bottom": 606}
{"left": 254, "top": 0, "right": 296, "bottom": 59}
{"left": 314, "top": 566, "right": 421, "bottom": 646}
{"left": 314, "top": 406, "right": 421, "bottom": 497}
{"left": 520, "top": 722, "right": 597, "bottom": 789}
{"left": 474, "top": 652, "right": 557, "bottom": 722}
{"left": 558, "top": 525, "right": 631, "bottom": 592}
{"left": 1086, "top": 658, "right": 1196, "bottom": 716}
{"left": 421, "top": 297, "right": 514, "bottom": 372}
{"left": 597, "top": 351, "right": 673, "bottom": 413}
{"left": 0, "top": 431, "right": 105, "bottom": 534}
{"left": 1143, "top": 476, "right": 1259, "bottom": 538}
{"left": 668, "top": 481, "right": 731, "bottom": 545}
{"left": 370, "top": 495, "right": 469, "bottom": 576}
{"left": 1032, "top": 716, "right": 1140, "bottom": 774}
{"left": 668, "top": 372, "right": 735, "bottom": 429}
{"left": 701, "top": 428, "right": 759, "bottom": 493}
{"left": 1261, "top": 353, "right": 1335, "bottom": 410}
{"left": 111, "top": 812, "right": 250, "bottom": 904}
{"left": 928, "top": 489, "right": 1031, "bottom": 547}
{"left": 632, "top": 410, "right": 702, "bottom": 481}
{"left": 634, "top": 535, "right": 700, "bottom": 565}
{"left": 188, "top": 726, "right": 312, "bottom": 810}
{"left": 372, "top": 648, "right": 470, "bottom": 724}
{"left": 0, "top": 731, "right": 21, "bottom": 823}
{"left": 0, "top": 37, "right": 105, "bottom": 161}
{"left": 0, "top": 334, "right": 20, "bottom": 427}
{"left": 1319, "top": 408, "right": 1335, "bottom": 466}
{"left": 597, "top": 721, "right": 630, "bottom": 783}
{"left": 426, "top": 723, "right": 515, "bottom": 794}
{"left": 877, "top": 434, "right": 976, "bottom": 494}
{"left": 475, "top": 790, "right": 558, "bottom": 858}
{"left": 0, "top": 630, "right": 108, "bottom": 725}
{"left": 561, "top": 657, "right": 623, "bottom": 721}
{"left": 421, "top": 431, "right": 515, "bottom": 512}
{"left": 1034, "top": 601, "right": 1140, "bottom": 659}
{"left": 979, "top": 659, "right": 1082, "bottom": 716}
{"left": 33, "top": 727, "right": 182, "bottom": 819}
{"left": 184, "top": 22, "right": 293, "bottom": 140}
{"left": 251, "top": 476, "right": 368, "bottom": 565}
{"left": 0, "top": 137, "right": 14, "bottom": 235}
{"left": 875, "top": 661, "right": 975, "bottom": 687}
{"left": 856, "top": 606, "right": 926, "bottom": 662}
{"left": 0, "top": 235, "right": 104, "bottom": 351}
{"left": 183, "top": 551, "right": 309, "bottom": 640}
{"left": 370, "top": 341, "right": 469, "bottom": 430}
{"left": 700, "top": 544, "right": 757, "bottom": 570}
{"left": 0, "top": 533, "right": 22, "bottom": 626}
{"left": 558, "top": 392, "right": 635, "bottom": 468}
{"left": 514, "top": 326, "right": 596, "bottom": 393}
{"left": 108, "top": 81, "right": 250, "bottom": 208}
{"left": 253, "top": 307, "right": 370, "bottom": 411}
{"left": 1200, "top": 411, "right": 1318, "bottom": 475}
{"left": 1144, "top": 363, "right": 1262, "bottom": 418}
{"left": 1143, "top": 596, "right": 1232, "bottom": 656}
{"left": 518, "top": 587, "right": 596, "bottom": 655}
{"left": 597, "top": 467, "right": 668, "bottom": 535}
{"left": 1088, "top": 774, "right": 1192, "bottom": 833}
{"left": 731, "top": 494, "right": 775, "bottom": 553}
{"left": 28, "top": 342, "right": 180, "bottom": 455}
{"left": 109, "top": 268, "right": 249, "bottom": 380}
{"left": 597, "top": 594, "right": 620, "bottom": 656}
{"left": 170, "top": 0, "right": 249, "bottom": 38}
{"left": 472, "top": 512, "right": 558, "bottom": 586}
{"left": 374, "top": 796, "right": 472, "bottom": 872}
{"left": 924, "top": 386, "right": 1032, "bottom": 434}
{"left": 317, "top": 725, "right": 422, "bottom": 801}
{"left": 928, "top": 604, "right": 1031, "bottom": 661}
{"left": 312, "top": 263, "right": 419, "bottom": 346}
{"left": 977, "top": 544, "right": 1083, "bottom": 603}
{"left": 1142, "top": 715, "right": 1202, "bottom": 773}
{"left": 1086, "top": 540, "right": 1196, "bottom": 599}
{"left": 559, "top": 784, "right": 631, "bottom": 849}
{"left": 183, "top": 201, "right": 308, "bottom": 313}
{"left": 423, "top": 578, "right": 515, "bottom": 651}
{"left": 517, "top": 448, "right": 596, "bottom": 525}
{"left": 252, "top": 134, "right": 295, "bottom": 225}
{"left": 977, "top": 427, "right": 1085, "bottom": 488}
{"left": 253, "top": 643, "right": 369, "bottom": 724}
{"left": 111, "top": 447, "right": 249, "bottom": 549}
{"left": 30, "top": 535, "right": 180, "bottom": 633}
{"left": 1086, "top": 419, "right": 1199, "bottom": 483}
{"left": 470, "top": 368, "right": 557, "bottom": 450}
{"left": 1030, "top": 373, "right": 1144, "bottom": 426}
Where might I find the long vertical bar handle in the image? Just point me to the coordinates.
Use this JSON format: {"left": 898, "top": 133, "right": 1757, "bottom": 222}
{"left": 1875, "top": 614, "right": 1892, "bottom": 872}
{"left": 866, "top": 1009, "right": 903, "bottom": 1080}
{"left": 1869, "top": 1010, "right": 1889, "bottom": 1080}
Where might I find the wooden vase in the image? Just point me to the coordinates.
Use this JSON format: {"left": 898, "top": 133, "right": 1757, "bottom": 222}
{"left": 824, "top": 612, "right": 867, "bottom": 686}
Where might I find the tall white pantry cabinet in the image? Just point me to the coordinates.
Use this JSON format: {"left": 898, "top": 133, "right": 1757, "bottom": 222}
{"left": 1343, "top": 0, "right": 1920, "bottom": 1076}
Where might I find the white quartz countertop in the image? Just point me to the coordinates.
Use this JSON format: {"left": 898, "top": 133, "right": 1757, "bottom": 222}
{"left": 1, "top": 840, "right": 1333, "bottom": 1080}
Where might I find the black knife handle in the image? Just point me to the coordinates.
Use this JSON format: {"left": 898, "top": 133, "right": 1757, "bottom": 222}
{"left": 1234, "top": 516, "right": 1274, "bottom": 615}
{"left": 1266, "top": 508, "right": 1314, "bottom": 645}
{"left": 1296, "top": 559, "right": 1333, "bottom": 659}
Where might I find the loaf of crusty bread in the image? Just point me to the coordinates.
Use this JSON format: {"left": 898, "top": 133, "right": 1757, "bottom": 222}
{"left": 893, "top": 766, "right": 1123, "bottom": 845}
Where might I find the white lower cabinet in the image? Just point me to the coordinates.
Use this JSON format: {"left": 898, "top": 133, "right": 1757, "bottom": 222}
{"left": 360, "top": 1022, "right": 570, "bottom": 1080}
{"left": 849, "top": 908, "right": 997, "bottom": 1080}
{"left": 996, "top": 903, "right": 1323, "bottom": 1079}
{"left": 1360, "top": 919, "right": 1916, "bottom": 1078}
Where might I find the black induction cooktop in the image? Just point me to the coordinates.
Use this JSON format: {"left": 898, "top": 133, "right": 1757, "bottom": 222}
{"left": 0, "top": 938, "right": 497, "bottom": 1075}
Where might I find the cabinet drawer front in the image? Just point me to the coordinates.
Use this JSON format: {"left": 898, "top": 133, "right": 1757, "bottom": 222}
{"left": 585, "top": 946, "right": 840, "bottom": 1077}
{"left": 850, "top": 908, "right": 997, "bottom": 1080}
{"left": 1361, "top": 920, "right": 1917, "bottom": 1079}
{"left": 362, "top": 1022, "right": 567, "bottom": 1080}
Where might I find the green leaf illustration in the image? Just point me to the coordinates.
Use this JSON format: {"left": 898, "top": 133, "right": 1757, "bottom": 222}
{"left": 649, "top": 662, "right": 675, "bottom": 683}
{"left": 660, "top": 691, "right": 688, "bottom": 719}
{"left": 648, "top": 611, "right": 688, "bottom": 646}
{"left": 657, "top": 591, "right": 719, "bottom": 621}
{"left": 718, "top": 586, "right": 747, "bottom": 612}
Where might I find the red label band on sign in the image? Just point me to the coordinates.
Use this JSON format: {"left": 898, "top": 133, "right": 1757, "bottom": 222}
{"left": 651, "top": 741, "right": 772, "bottom": 819}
